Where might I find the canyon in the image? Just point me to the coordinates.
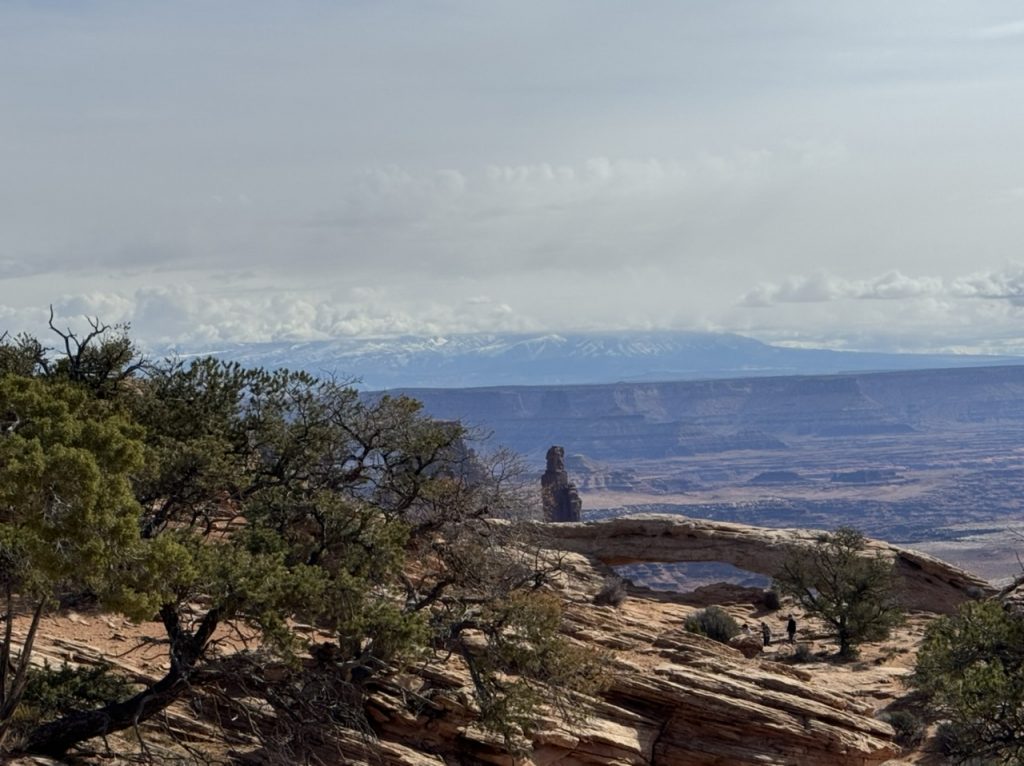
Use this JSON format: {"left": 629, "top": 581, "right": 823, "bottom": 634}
{"left": 404, "top": 364, "right": 1024, "bottom": 580}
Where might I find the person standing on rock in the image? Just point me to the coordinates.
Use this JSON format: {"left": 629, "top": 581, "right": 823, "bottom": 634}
{"left": 761, "top": 621, "right": 771, "bottom": 647}
{"left": 786, "top": 615, "right": 797, "bottom": 643}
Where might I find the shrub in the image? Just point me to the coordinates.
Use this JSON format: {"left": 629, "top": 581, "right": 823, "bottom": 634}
{"left": 684, "top": 606, "right": 740, "bottom": 644}
{"left": 791, "top": 642, "right": 815, "bottom": 663}
{"left": 879, "top": 709, "right": 924, "bottom": 748}
{"left": 913, "top": 599, "right": 1024, "bottom": 763}
{"left": 761, "top": 589, "right": 781, "bottom": 611}
{"left": 594, "top": 576, "right": 627, "bottom": 607}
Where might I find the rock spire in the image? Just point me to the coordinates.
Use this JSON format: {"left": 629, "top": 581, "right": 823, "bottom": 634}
{"left": 541, "top": 445, "right": 582, "bottom": 522}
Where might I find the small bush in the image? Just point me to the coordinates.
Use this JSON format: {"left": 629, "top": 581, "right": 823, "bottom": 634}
{"left": 879, "top": 709, "right": 924, "bottom": 748}
{"left": 761, "top": 590, "right": 781, "bottom": 611}
{"left": 684, "top": 606, "right": 740, "bottom": 644}
{"left": 594, "top": 576, "right": 627, "bottom": 607}
{"left": 791, "top": 642, "right": 815, "bottom": 663}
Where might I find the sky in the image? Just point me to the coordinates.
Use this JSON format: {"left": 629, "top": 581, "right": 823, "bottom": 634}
{"left": 6, "top": 1, "right": 1024, "bottom": 354}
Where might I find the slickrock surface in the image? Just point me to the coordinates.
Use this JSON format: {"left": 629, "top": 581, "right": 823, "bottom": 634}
{"left": 533, "top": 514, "right": 993, "bottom": 613}
{"left": 15, "top": 519, "right": 967, "bottom": 765}
{"left": 334, "top": 552, "right": 901, "bottom": 766}
{"left": 13, "top": 550, "right": 910, "bottom": 766}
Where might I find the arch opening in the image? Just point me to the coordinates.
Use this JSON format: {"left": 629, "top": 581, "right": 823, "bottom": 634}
{"left": 615, "top": 561, "right": 770, "bottom": 593}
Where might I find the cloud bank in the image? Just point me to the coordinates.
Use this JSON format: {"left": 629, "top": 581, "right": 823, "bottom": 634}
{"left": 0, "top": 262, "right": 1015, "bottom": 360}
{"left": 6, "top": 3, "right": 1024, "bottom": 356}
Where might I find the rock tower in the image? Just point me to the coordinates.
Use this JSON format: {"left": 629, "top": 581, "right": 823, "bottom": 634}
{"left": 541, "top": 445, "right": 582, "bottom": 522}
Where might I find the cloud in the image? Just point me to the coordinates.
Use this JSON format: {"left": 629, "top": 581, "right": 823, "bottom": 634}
{"left": 131, "top": 287, "right": 329, "bottom": 345}
{"left": 854, "top": 271, "right": 944, "bottom": 300}
{"left": 972, "top": 20, "right": 1024, "bottom": 40}
{"left": 5, "top": 259, "right": 1024, "bottom": 359}
{"left": 741, "top": 270, "right": 966, "bottom": 307}
{"left": 0, "top": 257, "right": 62, "bottom": 280}
{"left": 740, "top": 274, "right": 849, "bottom": 306}
{"left": 295, "top": 147, "right": 848, "bottom": 285}
{"left": 23, "top": 287, "right": 538, "bottom": 348}
{"left": 728, "top": 264, "right": 1024, "bottom": 354}
{"left": 2, "top": 145, "right": 845, "bottom": 294}
{"left": 951, "top": 265, "right": 1024, "bottom": 305}
{"left": 54, "top": 292, "right": 134, "bottom": 323}
{"left": 9, "top": 2, "right": 1024, "bottom": 358}
{"left": 18, "top": 261, "right": 1024, "bottom": 354}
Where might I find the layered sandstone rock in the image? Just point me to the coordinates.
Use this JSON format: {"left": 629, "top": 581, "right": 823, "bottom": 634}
{"left": 23, "top": 585, "right": 904, "bottom": 766}
{"left": 336, "top": 552, "right": 900, "bottom": 766}
{"left": 315, "top": 515, "right": 988, "bottom": 764}
{"left": 22, "top": 517, "right": 955, "bottom": 765}
{"left": 532, "top": 513, "right": 993, "bottom": 614}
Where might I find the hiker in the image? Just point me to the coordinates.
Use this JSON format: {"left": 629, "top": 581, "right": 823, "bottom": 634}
{"left": 786, "top": 615, "right": 797, "bottom": 643}
{"left": 741, "top": 623, "right": 752, "bottom": 635}
{"left": 761, "top": 621, "right": 771, "bottom": 647}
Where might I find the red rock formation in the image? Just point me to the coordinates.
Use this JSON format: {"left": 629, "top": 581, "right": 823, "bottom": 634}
{"left": 541, "top": 445, "right": 583, "bottom": 522}
{"left": 333, "top": 550, "right": 899, "bottom": 765}
{"left": 534, "top": 513, "right": 993, "bottom": 614}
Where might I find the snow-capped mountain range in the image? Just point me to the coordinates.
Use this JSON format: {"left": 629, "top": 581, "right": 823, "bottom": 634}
{"left": 162, "top": 331, "right": 1023, "bottom": 390}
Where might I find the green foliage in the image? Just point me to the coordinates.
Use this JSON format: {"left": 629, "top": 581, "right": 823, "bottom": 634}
{"left": 684, "top": 606, "right": 740, "bottom": 643}
{"left": 912, "top": 600, "right": 1024, "bottom": 763}
{"left": 0, "top": 333, "right": 46, "bottom": 378}
{"left": 0, "top": 318, "right": 604, "bottom": 760}
{"left": 20, "top": 662, "right": 134, "bottom": 724}
{"left": 773, "top": 526, "right": 902, "bottom": 657}
{"left": 0, "top": 374, "right": 156, "bottom": 613}
{"left": 0, "top": 369, "right": 158, "bottom": 745}
{"left": 878, "top": 709, "right": 924, "bottom": 748}
{"left": 465, "top": 590, "right": 608, "bottom": 747}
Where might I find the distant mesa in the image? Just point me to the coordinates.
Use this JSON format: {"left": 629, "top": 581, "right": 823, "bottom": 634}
{"left": 565, "top": 453, "right": 659, "bottom": 492}
{"left": 564, "top": 452, "right": 695, "bottom": 494}
{"left": 400, "top": 364, "right": 1024, "bottom": 465}
{"left": 677, "top": 428, "right": 789, "bottom": 455}
{"left": 541, "top": 445, "right": 582, "bottom": 522}
{"left": 724, "top": 428, "right": 786, "bottom": 452}
{"left": 646, "top": 476, "right": 696, "bottom": 493}
{"left": 749, "top": 470, "right": 805, "bottom": 485}
{"left": 831, "top": 469, "right": 904, "bottom": 484}
{"left": 563, "top": 453, "right": 603, "bottom": 474}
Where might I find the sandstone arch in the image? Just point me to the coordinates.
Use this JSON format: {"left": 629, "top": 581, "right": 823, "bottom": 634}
{"left": 534, "top": 513, "right": 993, "bottom": 613}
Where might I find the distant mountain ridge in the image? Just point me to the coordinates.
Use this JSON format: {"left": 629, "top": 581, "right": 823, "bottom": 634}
{"left": 169, "top": 330, "right": 1021, "bottom": 389}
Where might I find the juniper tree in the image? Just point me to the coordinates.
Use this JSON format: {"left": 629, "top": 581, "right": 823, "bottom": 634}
{"left": 913, "top": 599, "right": 1024, "bottom": 763}
{"left": 0, "top": 321, "right": 602, "bottom": 759}
{"left": 773, "top": 526, "right": 902, "bottom": 658}
{"left": 0, "top": 375, "right": 157, "bottom": 746}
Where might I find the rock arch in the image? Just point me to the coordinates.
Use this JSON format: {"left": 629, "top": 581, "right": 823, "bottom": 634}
{"left": 534, "top": 513, "right": 993, "bottom": 613}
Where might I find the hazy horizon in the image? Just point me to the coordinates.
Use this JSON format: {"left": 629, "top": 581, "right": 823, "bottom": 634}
{"left": 7, "top": 2, "right": 1024, "bottom": 356}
